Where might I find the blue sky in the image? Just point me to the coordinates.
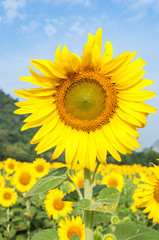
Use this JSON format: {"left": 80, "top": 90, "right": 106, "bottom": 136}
{"left": 0, "top": 0, "right": 159, "bottom": 150}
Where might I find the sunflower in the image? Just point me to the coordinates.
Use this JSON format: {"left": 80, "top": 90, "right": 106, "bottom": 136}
{"left": 32, "top": 158, "right": 51, "bottom": 178}
{"left": 134, "top": 165, "right": 159, "bottom": 223}
{"left": 0, "top": 174, "right": 5, "bottom": 189}
{"left": 0, "top": 187, "right": 18, "bottom": 207}
{"left": 4, "top": 158, "right": 18, "bottom": 174}
{"left": 101, "top": 171, "right": 124, "bottom": 192}
{"left": 44, "top": 188, "right": 73, "bottom": 220}
{"left": 11, "top": 164, "right": 37, "bottom": 193}
{"left": 14, "top": 28, "right": 157, "bottom": 171}
{"left": 58, "top": 216, "right": 85, "bottom": 240}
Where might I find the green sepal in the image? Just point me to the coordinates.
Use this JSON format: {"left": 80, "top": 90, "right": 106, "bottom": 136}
{"left": 25, "top": 167, "right": 67, "bottom": 198}
{"left": 114, "top": 223, "right": 159, "bottom": 240}
{"left": 31, "top": 229, "right": 59, "bottom": 240}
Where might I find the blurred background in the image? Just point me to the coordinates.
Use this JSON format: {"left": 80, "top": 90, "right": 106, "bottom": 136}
{"left": 0, "top": 0, "right": 159, "bottom": 162}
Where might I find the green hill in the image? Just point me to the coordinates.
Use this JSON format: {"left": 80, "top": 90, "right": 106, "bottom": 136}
{"left": 0, "top": 89, "right": 52, "bottom": 162}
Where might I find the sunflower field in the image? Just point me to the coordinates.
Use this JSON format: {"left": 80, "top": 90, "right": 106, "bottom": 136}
{"left": 1, "top": 27, "right": 159, "bottom": 240}
{"left": 1, "top": 157, "right": 159, "bottom": 240}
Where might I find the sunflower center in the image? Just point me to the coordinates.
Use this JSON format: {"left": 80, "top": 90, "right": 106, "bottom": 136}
{"left": 67, "top": 226, "right": 82, "bottom": 239}
{"left": 55, "top": 71, "right": 118, "bottom": 132}
{"left": 154, "top": 181, "right": 159, "bottom": 203}
{"left": 36, "top": 165, "right": 44, "bottom": 173}
{"left": 19, "top": 173, "right": 31, "bottom": 185}
{"left": 53, "top": 198, "right": 65, "bottom": 210}
{"left": 65, "top": 79, "right": 105, "bottom": 120}
{"left": 77, "top": 178, "right": 84, "bottom": 188}
{"left": 4, "top": 192, "right": 11, "bottom": 200}
{"left": 8, "top": 163, "right": 14, "bottom": 169}
{"left": 108, "top": 178, "right": 118, "bottom": 188}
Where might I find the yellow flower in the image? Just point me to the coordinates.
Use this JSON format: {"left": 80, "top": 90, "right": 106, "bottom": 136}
{"left": 134, "top": 165, "right": 159, "bottom": 223}
{"left": 4, "top": 158, "right": 18, "bottom": 174}
{"left": 11, "top": 164, "right": 37, "bottom": 193}
{"left": 0, "top": 161, "right": 3, "bottom": 170}
{"left": 14, "top": 28, "right": 157, "bottom": 171}
{"left": 0, "top": 187, "right": 18, "bottom": 207}
{"left": 0, "top": 175, "right": 5, "bottom": 189}
{"left": 32, "top": 158, "right": 51, "bottom": 178}
{"left": 44, "top": 188, "right": 73, "bottom": 220}
{"left": 101, "top": 171, "right": 124, "bottom": 192}
{"left": 58, "top": 216, "right": 85, "bottom": 240}
{"left": 5, "top": 173, "right": 12, "bottom": 181}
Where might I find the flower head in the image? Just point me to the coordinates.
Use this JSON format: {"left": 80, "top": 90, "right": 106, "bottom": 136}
{"left": 44, "top": 188, "right": 73, "bottom": 220}
{"left": 11, "top": 163, "right": 37, "bottom": 193}
{"left": 4, "top": 158, "right": 18, "bottom": 174}
{"left": 102, "top": 171, "right": 124, "bottom": 192}
{"left": 0, "top": 187, "right": 18, "bottom": 207}
{"left": 58, "top": 216, "right": 85, "bottom": 240}
{"left": 14, "top": 28, "right": 157, "bottom": 171}
{"left": 32, "top": 158, "right": 51, "bottom": 178}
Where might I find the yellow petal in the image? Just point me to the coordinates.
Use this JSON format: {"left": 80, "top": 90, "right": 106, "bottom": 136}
{"left": 102, "top": 41, "right": 113, "bottom": 64}
{"left": 65, "top": 128, "right": 79, "bottom": 165}
{"left": 62, "top": 46, "right": 81, "bottom": 73}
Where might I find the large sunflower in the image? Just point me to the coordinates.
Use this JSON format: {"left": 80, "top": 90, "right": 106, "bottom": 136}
{"left": 14, "top": 28, "right": 157, "bottom": 171}
{"left": 134, "top": 165, "right": 159, "bottom": 223}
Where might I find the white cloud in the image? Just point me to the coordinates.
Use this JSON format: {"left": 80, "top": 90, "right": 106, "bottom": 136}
{"left": 19, "top": 20, "right": 40, "bottom": 33}
{"left": 44, "top": 24, "right": 56, "bottom": 36}
{"left": 54, "top": 0, "right": 91, "bottom": 7}
{"left": 1, "top": 0, "right": 26, "bottom": 21}
{"left": 126, "top": 12, "right": 145, "bottom": 22}
{"left": 113, "top": 0, "right": 158, "bottom": 10}
{"left": 69, "top": 21, "right": 85, "bottom": 35}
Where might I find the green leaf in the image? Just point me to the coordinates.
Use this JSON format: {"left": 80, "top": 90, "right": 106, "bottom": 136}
{"left": 114, "top": 223, "right": 159, "bottom": 240}
{"left": 44, "top": 167, "right": 67, "bottom": 177}
{"left": 92, "top": 187, "right": 120, "bottom": 214}
{"left": 77, "top": 187, "right": 119, "bottom": 213}
{"left": 70, "top": 235, "right": 80, "bottom": 240}
{"left": 79, "top": 199, "right": 91, "bottom": 209}
{"left": 32, "top": 229, "right": 59, "bottom": 240}
{"left": 93, "top": 184, "right": 107, "bottom": 198}
{"left": 62, "top": 185, "right": 107, "bottom": 202}
{"left": 25, "top": 168, "right": 67, "bottom": 198}
{"left": 62, "top": 189, "right": 84, "bottom": 202}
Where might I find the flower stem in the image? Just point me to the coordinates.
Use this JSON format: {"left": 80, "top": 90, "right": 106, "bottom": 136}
{"left": 67, "top": 175, "right": 83, "bottom": 200}
{"left": 84, "top": 168, "right": 94, "bottom": 240}
{"left": 91, "top": 160, "right": 100, "bottom": 184}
